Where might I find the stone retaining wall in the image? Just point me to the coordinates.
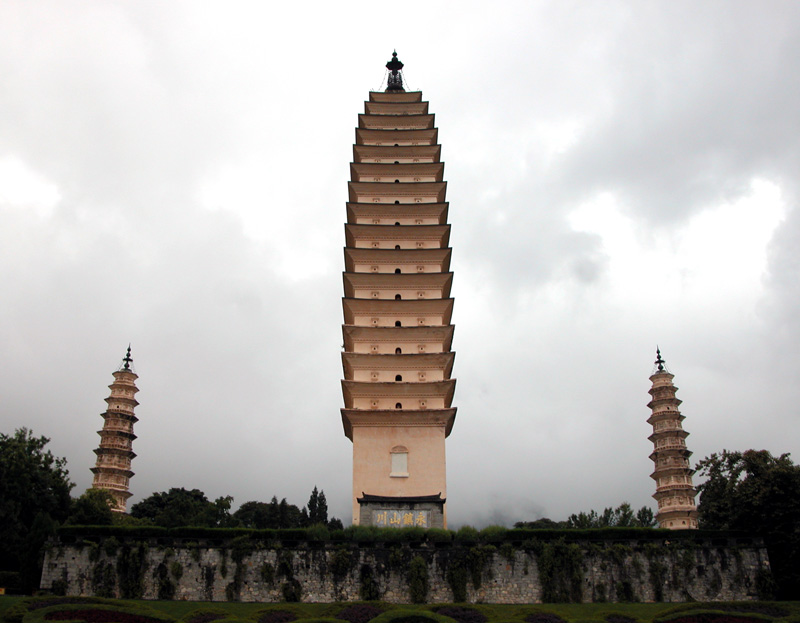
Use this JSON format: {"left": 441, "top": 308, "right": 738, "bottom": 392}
{"left": 40, "top": 537, "right": 769, "bottom": 603}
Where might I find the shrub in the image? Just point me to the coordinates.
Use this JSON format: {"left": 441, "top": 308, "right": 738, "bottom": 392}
{"left": 335, "top": 605, "right": 385, "bottom": 623}
{"left": 343, "top": 526, "right": 383, "bottom": 543}
{"left": 655, "top": 616, "right": 770, "bottom": 623}
{"left": 433, "top": 607, "right": 487, "bottom": 623}
{"left": 181, "top": 608, "right": 230, "bottom": 623}
{"left": 251, "top": 606, "right": 308, "bottom": 623}
{"left": 524, "top": 614, "right": 565, "bottom": 623}
{"left": 369, "top": 612, "right": 454, "bottom": 623}
{"left": 3, "top": 601, "right": 29, "bottom": 623}
{"left": 454, "top": 526, "right": 479, "bottom": 544}
{"left": 40, "top": 606, "right": 173, "bottom": 623}
{"left": 478, "top": 526, "right": 507, "bottom": 543}
{"left": 426, "top": 529, "right": 452, "bottom": 544}
{"left": 254, "top": 610, "right": 298, "bottom": 623}
{"left": 306, "top": 524, "right": 330, "bottom": 542}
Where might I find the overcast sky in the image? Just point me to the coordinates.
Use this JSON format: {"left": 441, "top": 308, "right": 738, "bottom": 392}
{"left": 2, "top": 1, "right": 799, "bottom": 527}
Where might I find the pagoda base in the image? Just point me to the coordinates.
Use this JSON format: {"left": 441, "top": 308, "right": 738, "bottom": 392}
{"left": 357, "top": 493, "right": 445, "bottom": 529}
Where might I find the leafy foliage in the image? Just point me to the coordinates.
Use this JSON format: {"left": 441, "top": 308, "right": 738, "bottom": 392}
{"left": 233, "top": 490, "right": 341, "bottom": 530}
{"left": 695, "top": 449, "right": 800, "bottom": 599}
{"left": 0, "top": 428, "right": 74, "bottom": 591}
{"left": 130, "top": 488, "right": 236, "bottom": 528}
{"left": 566, "top": 503, "right": 655, "bottom": 529}
{"left": 234, "top": 498, "right": 304, "bottom": 530}
{"left": 515, "top": 503, "right": 656, "bottom": 530}
{"left": 67, "top": 489, "right": 116, "bottom": 526}
{"left": 308, "top": 487, "right": 328, "bottom": 525}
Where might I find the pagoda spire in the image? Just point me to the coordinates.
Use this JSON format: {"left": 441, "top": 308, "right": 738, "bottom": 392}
{"left": 655, "top": 346, "right": 665, "bottom": 371}
{"left": 90, "top": 346, "right": 140, "bottom": 512}
{"left": 122, "top": 344, "right": 133, "bottom": 370}
{"left": 385, "top": 51, "right": 405, "bottom": 92}
{"left": 646, "top": 348, "right": 698, "bottom": 529}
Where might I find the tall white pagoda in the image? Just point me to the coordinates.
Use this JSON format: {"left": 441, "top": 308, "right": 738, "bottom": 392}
{"left": 90, "top": 346, "right": 139, "bottom": 512}
{"left": 647, "top": 348, "right": 699, "bottom": 529}
{"left": 341, "top": 53, "right": 457, "bottom": 527}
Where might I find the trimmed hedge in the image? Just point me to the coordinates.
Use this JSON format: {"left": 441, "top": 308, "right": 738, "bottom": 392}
{"left": 252, "top": 610, "right": 299, "bottom": 623}
{"left": 24, "top": 602, "right": 174, "bottom": 623}
{"left": 432, "top": 608, "right": 486, "bottom": 623}
{"left": 5, "top": 598, "right": 124, "bottom": 623}
{"left": 54, "top": 525, "right": 756, "bottom": 548}
{"left": 523, "top": 614, "right": 565, "bottom": 623}
{"left": 369, "top": 612, "right": 456, "bottom": 623}
{"left": 180, "top": 608, "right": 231, "bottom": 623}
{"left": 251, "top": 606, "right": 309, "bottom": 623}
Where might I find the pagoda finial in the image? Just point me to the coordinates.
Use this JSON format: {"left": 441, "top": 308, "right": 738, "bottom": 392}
{"left": 655, "top": 346, "right": 665, "bottom": 372}
{"left": 385, "top": 51, "right": 405, "bottom": 92}
{"left": 123, "top": 344, "right": 133, "bottom": 371}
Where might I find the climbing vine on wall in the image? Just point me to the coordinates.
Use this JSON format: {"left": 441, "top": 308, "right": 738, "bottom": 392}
{"left": 534, "top": 539, "right": 584, "bottom": 603}
{"left": 359, "top": 563, "right": 380, "bottom": 601}
{"left": 116, "top": 543, "right": 148, "bottom": 599}
{"left": 408, "top": 555, "right": 429, "bottom": 604}
{"left": 226, "top": 536, "right": 255, "bottom": 601}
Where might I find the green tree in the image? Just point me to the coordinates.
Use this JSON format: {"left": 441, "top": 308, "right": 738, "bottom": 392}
{"left": 307, "top": 486, "right": 319, "bottom": 523}
{"left": 0, "top": 428, "right": 74, "bottom": 592}
{"left": 513, "top": 517, "right": 568, "bottom": 529}
{"left": 565, "top": 503, "right": 656, "bottom": 528}
{"left": 233, "top": 497, "right": 306, "bottom": 529}
{"left": 67, "top": 488, "right": 116, "bottom": 526}
{"left": 696, "top": 449, "right": 800, "bottom": 599}
{"left": 327, "top": 517, "right": 344, "bottom": 530}
{"left": 130, "top": 488, "right": 237, "bottom": 527}
{"left": 234, "top": 501, "right": 273, "bottom": 529}
{"left": 635, "top": 505, "right": 656, "bottom": 528}
{"left": 317, "top": 490, "right": 328, "bottom": 524}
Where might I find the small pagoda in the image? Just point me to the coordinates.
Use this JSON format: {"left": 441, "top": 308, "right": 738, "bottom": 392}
{"left": 646, "top": 348, "right": 698, "bottom": 529}
{"left": 341, "top": 53, "right": 457, "bottom": 528}
{"left": 90, "top": 346, "right": 139, "bottom": 512}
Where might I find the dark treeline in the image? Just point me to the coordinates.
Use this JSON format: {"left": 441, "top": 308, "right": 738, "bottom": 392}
{"left": 126, "top": 485, "right": 343, "bottom": 530}
{"left": 514, "top": 503, "right": 656, "bottom": 530}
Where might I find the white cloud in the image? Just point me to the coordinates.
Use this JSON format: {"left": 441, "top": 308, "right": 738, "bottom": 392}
{"left": 0, "top": 156, "right": 61, "bottom": 217}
